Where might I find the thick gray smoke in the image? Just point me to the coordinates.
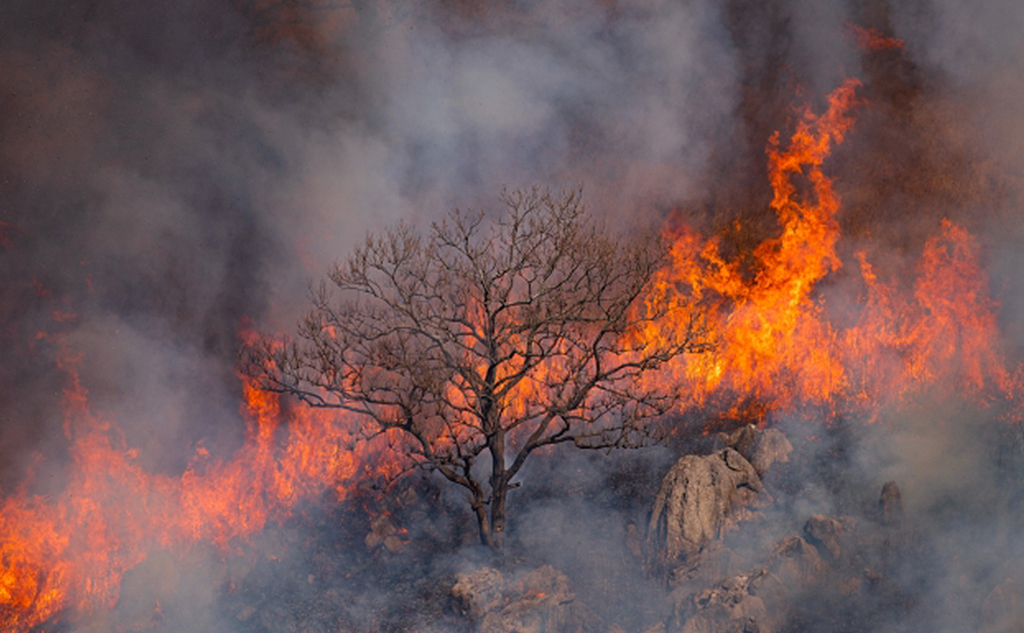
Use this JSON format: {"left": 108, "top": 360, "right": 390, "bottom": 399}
{"left": 2, "top": 0, "right": 1024, "bottom": 631}
{"left": 0, "top": 0, "right": 742, "bottom": 482}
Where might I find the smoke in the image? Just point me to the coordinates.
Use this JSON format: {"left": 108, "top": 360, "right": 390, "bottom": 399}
{"left": 885, "top": 0, "right": 1024, "bottom": 355}
{"left": 3, "top": 0, "right": 1024, "bottom": 630}
{"left": 0, "top": 0, "right": 745, "bottom": 479}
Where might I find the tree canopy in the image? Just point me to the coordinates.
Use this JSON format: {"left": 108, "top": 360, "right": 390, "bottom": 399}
{"left": 246, "top": 188, "right": 710, "bottom": 550}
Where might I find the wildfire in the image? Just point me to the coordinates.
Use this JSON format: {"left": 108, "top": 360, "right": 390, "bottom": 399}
{"left": 638, "top": 78, "right": 1019, "bottom": 421}
{"left": 0, "top": 341, "right": 408, "bottom": 630}
{"left": 1, "top": 77, "right": 1020, "bottom": 629}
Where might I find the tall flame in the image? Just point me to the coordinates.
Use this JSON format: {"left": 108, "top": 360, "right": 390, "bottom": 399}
{"left": 639, "top": 78, "right": 1019, "bottom": 421}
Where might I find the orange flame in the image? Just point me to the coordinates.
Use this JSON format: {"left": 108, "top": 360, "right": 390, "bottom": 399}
{"left": 0, "top": 340, "right": 408, "bottom": 630}
{"left": 844, "top": 220, "right": 1014, "bottom": 407}
{"left": 638, "top": 78, "right": 1019, "bottom": 423}
{"left": 846, "top": 23, "right": 905, "bottom": 52}
{"left": 639, "top": 79, "right": 860, "bottom": 412}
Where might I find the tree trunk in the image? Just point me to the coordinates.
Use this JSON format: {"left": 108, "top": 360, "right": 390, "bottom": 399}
{"left": 489, "top": 429, "right": 507, "bottom": 553}
{"left": 490, "top": 483, "right": 507, "bottom": 552}
{"left": 472, "top": 495, "right": 492, "bottom": 548}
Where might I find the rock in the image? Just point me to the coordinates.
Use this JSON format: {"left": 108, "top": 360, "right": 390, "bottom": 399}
{"left": 649, "top": 449, "right": 765, "bottom": 561}
{"left": 722, "top": 425, "right": 793, "bottom": 477}
{"left": 675, "top": 572, "right": 770, "bottom": 633}
{"left": 453, "top": 565, "right": 585, "bottom": 633}
{"left": 802, "top": 515, "right": 844, "bottom": 561}
{"left": 452, "top": 568, "right": 505, "bottom": 619}
{"left": 365, "top": 514, "right": 406, "bottom": 552}
{"left": 878, "top": 481, "right": 903, "bottom": 524}
{"left": 721, "top": 426, "right": 758, "bottom": 461}
{"left": 383, "top": 535, "right": 405, "bottom": 553}
{"left": 767, "top": 536, "right": 825, "bottom": 588}
{"left": 668, "top": 541, "right": 734, "bottom": 591}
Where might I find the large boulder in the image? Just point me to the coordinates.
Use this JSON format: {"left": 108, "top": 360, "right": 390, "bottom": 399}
{"left": 648, "top": 448, "right": 764, "bottom": 562}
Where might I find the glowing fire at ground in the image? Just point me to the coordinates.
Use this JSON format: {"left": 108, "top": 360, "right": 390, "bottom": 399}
{"left": 1, "top": 78, "right": 1019, "bottom": 630}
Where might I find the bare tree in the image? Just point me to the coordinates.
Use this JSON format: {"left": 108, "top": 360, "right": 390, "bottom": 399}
{"left": 246, "top": 188, "right": 710, "bottom": 551}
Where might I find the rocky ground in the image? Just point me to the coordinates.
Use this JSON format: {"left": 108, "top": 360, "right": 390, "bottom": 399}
{"left": 449, "top": 422, "right": 1024, "bottom": 633}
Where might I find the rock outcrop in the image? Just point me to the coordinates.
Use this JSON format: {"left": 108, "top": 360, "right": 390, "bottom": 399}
{"left": 648, "top": 448, "right": 764, "bottom": 562}
{"left": 878, "top": 481, "right": 903, "bottom": 525}
{"left": 646, "top": 434, "right": 927, "bottom": 633}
